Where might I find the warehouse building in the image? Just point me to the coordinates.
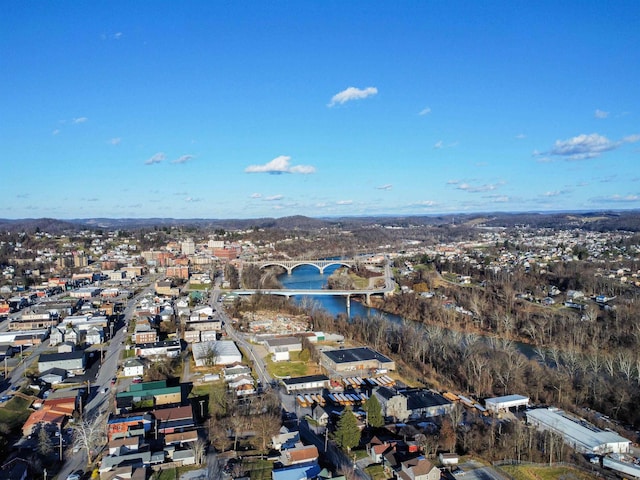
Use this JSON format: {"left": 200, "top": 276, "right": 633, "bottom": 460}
{"left": 321, "top": 346, "right": 395, "bottom": 373}
{"left": 485, "top": 394, "right": 529, "bottom": 414}
{"left": 526, "top": 408, "right": 631, "bottom": 455}
{"left": 281, "top": 374, "right": 330, "bottom": 394}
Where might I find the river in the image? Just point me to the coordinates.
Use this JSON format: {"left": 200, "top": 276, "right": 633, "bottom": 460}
{"left": 278, "top": 264, "right": 539, "bottom": 359}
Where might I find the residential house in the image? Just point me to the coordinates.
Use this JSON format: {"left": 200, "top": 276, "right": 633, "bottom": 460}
{"left": 123, "top": 358, "right": 144, "bottom": 378}
{"left": 280, "top": 445, "right": 319, "bottom": 466}
{"left": 398, "top": 457, "right": 440, "bottom": 480}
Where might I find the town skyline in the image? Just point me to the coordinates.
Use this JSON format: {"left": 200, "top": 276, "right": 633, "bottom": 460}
{"left": 2, "top": 1, "right": 639, "bottom": 219}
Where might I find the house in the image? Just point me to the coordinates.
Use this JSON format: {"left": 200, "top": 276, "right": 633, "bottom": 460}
{"left": 398, "top": 457, "right": 440, "bottom": 480}
{"left": 107, "top": 436, "right": 142, "bottom": 456}
{"left": 280, "top": 445, "right": 319, "bottom": 466}
{"left": 311, "top": 405, "right": 330, "bottom": 426}
{"left": 151, "top": 405, "right": 195, "bottom": 434}
{"left": 49, "top": 327, "right": 65, "bottom": 346}
{"left": 136, "top": 340, "right": 181, "bottom": 359}
{"left": 39, "top": 367, "right": 67, "bottom": 385}
{"left": 271, "top": 428, "right": 301, "bottom": 451}
{"left": 164, "top": 430, "right": 199, "bottom": 446}
{"left": 123, "top": 358, "right": 145, "bottom": 378}
{"left": 223, "top": 365, "right": 252, "bottom": 381}
{"left": 85, "top": 326, "right": 104, "bottom": 345}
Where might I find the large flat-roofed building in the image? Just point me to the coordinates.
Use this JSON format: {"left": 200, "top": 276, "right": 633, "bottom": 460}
{"left": 526, "top": 408, "right": 631, "bottom": 455}
{"left": 281, "top": 374, "right": 330, "bottom": 394}
{"left": 321, "top": 346, "right": 395, "bottom": 373}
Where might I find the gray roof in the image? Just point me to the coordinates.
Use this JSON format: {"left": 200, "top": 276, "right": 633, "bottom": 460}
{"left": 323, "top": 347, "right": 393, "bottom": 365}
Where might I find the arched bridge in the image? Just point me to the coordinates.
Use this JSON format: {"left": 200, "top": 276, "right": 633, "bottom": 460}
{"left": 246, "top": 258, "right": 358, "bottom": 275}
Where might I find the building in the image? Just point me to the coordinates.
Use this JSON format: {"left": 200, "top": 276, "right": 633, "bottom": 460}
{"left": 485, "top": 394, "right": 529, "bottom": 414}
{"left": 123, "top": 358, "right": 145, "bottom": 378}
{"left": 526, "top": 408, "right": 631, "bottom": 454}
{"left": 192, "top": 340, "right": 242, "bottom": 367}
{"left": 264, "top": 336, "right": 303, "bottom": 354}
{"left": 321, "top": 347, "right": 395, "bottom": 373}
{"left": 38, "top": 351, "right": 85, "bottom": 375}
{"left": 398, "top": 457, "right": 440, "bottom": 480}
{"left": 281, "top": 375, "right": 330, "bottom": 394}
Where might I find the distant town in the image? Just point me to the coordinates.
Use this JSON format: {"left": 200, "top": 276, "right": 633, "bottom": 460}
{"left": 0, "top": 212, "right": 639, "bottom": 480}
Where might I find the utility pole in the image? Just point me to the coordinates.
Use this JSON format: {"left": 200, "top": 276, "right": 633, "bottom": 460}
{"left": 59, "top": 424, "right": 63, "bottom": 461}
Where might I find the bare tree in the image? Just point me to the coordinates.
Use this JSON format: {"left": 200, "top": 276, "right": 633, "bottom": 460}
{"left": 193, "top": 437, "right": 207, "bottom": 464}
{"left": 72, "top": 413, "right": 107, "bottom": 467}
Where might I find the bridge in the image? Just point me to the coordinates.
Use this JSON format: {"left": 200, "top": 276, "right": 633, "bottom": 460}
{"left": 245, "top": 258, "right": 370, "bottom": 275}
{"left": 234, "top": 257, "right": 396, "bottom": 315}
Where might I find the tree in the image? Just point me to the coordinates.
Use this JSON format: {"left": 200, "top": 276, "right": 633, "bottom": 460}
{"left": 72, "top": 414, "right": 107, "bottom": 467}
{"left": 37, "top": 426, "right": 54, "bottom": 457}
{"left": 363, "top": 394, "right": 384, "bottom": 428}
{"left": 333, "top": 408, "right": 361, "bottom": 452}
{"left": 193, "top": 437, "right": 207, "bottom": 464}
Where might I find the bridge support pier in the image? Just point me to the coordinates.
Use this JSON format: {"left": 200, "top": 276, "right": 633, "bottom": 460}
{"left": 346, "top": 294, "right": 351, "bottom": 317}
{"left": 365, "top": 293, "right": 371, "bottom": 306}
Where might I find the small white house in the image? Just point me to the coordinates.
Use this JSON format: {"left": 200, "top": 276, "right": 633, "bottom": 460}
{"left": 123, "top": 358, "right": 145, "bottom": 377}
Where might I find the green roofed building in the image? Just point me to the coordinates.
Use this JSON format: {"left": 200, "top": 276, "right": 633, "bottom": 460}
{"left": 116, "top": 380, "right": 182, "bottom": 409}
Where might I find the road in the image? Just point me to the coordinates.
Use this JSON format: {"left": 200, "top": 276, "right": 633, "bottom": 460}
{"left": 57, "top": 278, "right": 158, "bottom": 480}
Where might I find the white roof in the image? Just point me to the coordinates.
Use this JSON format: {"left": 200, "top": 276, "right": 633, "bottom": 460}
{"left": 527, "top": 408, "right": 630, "bottom": 453}
{"left": 485, "top": 394, "right": 529, "bottom": 409}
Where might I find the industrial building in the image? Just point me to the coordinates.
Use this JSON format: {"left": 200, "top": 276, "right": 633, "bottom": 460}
{"left": 320, "top": 346, "right": 395, "bottom": 373}
{"left": 526, "top": 408, "right": 631, "bottom": 455}
{"left": 485, "top": 394, "right": 529, "bottom": 413}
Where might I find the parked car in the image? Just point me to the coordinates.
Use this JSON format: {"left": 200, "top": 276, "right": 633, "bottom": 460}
{"left": 132, "top": 377, "right": 143, "bottom": 384}
{"left": 66, "top": 472, "right": 82, "bottom": 480}
{"left": 110, "top": 377, "right": 117, "bottom": 385}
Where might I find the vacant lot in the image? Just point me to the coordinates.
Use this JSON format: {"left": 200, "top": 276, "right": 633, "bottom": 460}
{"left": 500, "top": 464, "right": 598, "bottom": 480}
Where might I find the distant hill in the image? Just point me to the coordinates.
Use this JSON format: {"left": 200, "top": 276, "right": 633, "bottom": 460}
{"left": 1, "top": 210, "right": 639, "bottom": 233}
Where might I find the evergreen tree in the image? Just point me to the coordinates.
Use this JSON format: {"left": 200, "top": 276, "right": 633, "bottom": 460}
{"left": 363, "top": 394, "right": 384, "bottom": 428}
{"left": 333, "top": 408, "right": 361, "bottom": 452}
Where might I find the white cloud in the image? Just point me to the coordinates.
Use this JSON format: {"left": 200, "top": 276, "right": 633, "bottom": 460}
{"left": 434, "top": 140, "right": 444, "bottom": 149}
{"left": 172, "top": 154, "right": 194, "bottom": 164}
{"left": 250, "top": 193, "right": 262, "bottom": 199}
{"left": 594, "top": 109, "right": 609, "bottom": 119}
{"left": 456, "top": 182, "right": 499, "bottom": 193}
{"left": 109, "top": 137, "right": 121, "bottom": 145}
{"left": 413, "top": 200, "right": 437, "bottom": 207}
{"left": 419, "top": 107, "right": 431, "bottom": 116}
{"left": 72, "top": 117, "right": 88, "bottom": 124}
{"left": 546, "top": 133, "right": 617, "bottom": 161}
{"left": 264, "top": 195, "right": 284, "bottom": 201}
{"left": 185, "top": 197, "right": 201, "bottom": 203}
{"left": 336, "top": 200, "right": 353, "bottom": 205}
{"left": 484, "top": 195, "right": 510, "bottom": 203}
{"left": 376, "top": 184, "right": 393, "bottom": 190}
{"left": 52, "top": 129, "right": 60, "bottom": 136}
{"left": 244, "top": 155, "right": 316, "bottom": 174}
{"left": 446, "top": 179, "right": 460, "bottom": 185}
{"left": 623, "top": 134, "right": 640, "bottom": 143}
{"left": 328, "top": 86, "right": 378, "bottom": 107}
{"left": 144, "top": 152, "right": 165, "bottom": 165}
{"left": 515, "top": 133, "right": 526, "bottom": 139}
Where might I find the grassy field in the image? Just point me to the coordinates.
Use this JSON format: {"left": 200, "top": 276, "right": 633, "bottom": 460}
{"left": 265, "top": 351, "right": 317, "bottom": 378}
{"left": 364, "top": 464, "right": 386, "bottom": 480}
{"left": 499, "top": 464, "right": 598, "bottom": 480}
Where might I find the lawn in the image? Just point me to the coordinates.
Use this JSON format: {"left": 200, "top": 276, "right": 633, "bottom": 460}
{"left": 244, "top": 458, "right": 273, "bottom": 480}
{"left": 500, "top": 464, "right": 598, "bottom": 480}
{"left": 0, "top": 395, "right": 33, "bottom": 430}
{"left": 265, "top": 352, "right": 312, "bottom": 378}
{"left": 364, "top": 464, "right": 387, "bottom": 480}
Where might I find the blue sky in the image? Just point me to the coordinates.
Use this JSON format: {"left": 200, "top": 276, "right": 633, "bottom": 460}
{"left": 1, "top": 1, "right": 639, "bottom": 219}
